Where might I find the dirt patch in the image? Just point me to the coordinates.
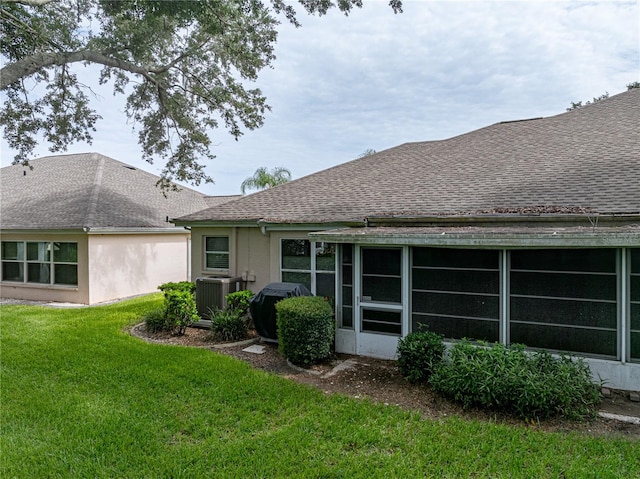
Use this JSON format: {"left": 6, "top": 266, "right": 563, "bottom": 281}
{"left": 129, "top": 324, "right": 640, "bottom": 439}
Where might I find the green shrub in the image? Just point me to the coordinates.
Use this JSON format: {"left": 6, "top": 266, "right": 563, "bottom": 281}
{"left": 428, "top": 341, "right": 601, "bottom": 421}
{"left": 225, "top": 290, "right": 254, "bottom": 316}
{"left": 158, "top": 281, "right": 195, "bottom": 295}
{"left": 209, "top": 308, "right": 249, "bottom": 342}
{"left": 164, "top": 289, "right": 199, "bottom": 336}
{"left": 397, "top": 330, "right": 445, "bottom": 383}
{"left": 276, "top": 296, "right": 334, "bottom": 367}
{"left": 143, "top": 308, "right": 167, "bottom": 333}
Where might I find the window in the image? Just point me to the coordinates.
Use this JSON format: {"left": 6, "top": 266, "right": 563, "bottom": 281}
{"left": 280, "top": 239, "right": 335, "bottom": 298}
{"left": 510, "top": 249, "right": 617, "bottom": 358}
{"left": 204, "top": 236, "right": 229, "bottom": 270}
{"left": 411, "top": 248, "right": 500, "bottom": 342}
{"left": 631, "top": 249, "right": 640, "bottom": 362}
{"left": 1, "top": 241, "right": 78, "bottom": 286}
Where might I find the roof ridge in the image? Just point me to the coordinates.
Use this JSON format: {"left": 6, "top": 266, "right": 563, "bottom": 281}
{"left": 84, "top": 153, "right": 105, "bottom": 228}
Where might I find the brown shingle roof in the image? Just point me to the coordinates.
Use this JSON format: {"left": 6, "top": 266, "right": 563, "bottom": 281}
{"left": 0, "top": 152, "right": 215, "bottom": 230}
{"left": 177, "top": 89, "right": 640, "bottom": 225}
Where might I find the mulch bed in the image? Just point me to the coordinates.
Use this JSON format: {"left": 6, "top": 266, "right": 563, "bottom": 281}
{"left": 129, "top": 323, "right": 640, "bottom": 439}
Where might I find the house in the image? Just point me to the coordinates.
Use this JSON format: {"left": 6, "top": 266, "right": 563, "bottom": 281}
{"left": 0, "top": 152, "right": 238, "bottom": 305}
{"left": 174, "top": 89, "right": 640, "bottom": 390}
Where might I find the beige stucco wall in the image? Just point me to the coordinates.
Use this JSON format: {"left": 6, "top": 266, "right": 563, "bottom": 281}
{"left": 0, "top": 232, "right": 90, "bottom": 303}
{"left": 87, "top": 232, "right": 191, "bottom": 304}
{"left": 190, "top": 226, "right": 289, "bottom": 292}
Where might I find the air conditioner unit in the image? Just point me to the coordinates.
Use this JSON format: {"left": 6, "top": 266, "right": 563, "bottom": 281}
{"left": 195, "top": 276, "right": 243, "bottom": 321}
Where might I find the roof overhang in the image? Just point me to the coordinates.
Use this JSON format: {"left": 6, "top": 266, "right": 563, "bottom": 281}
{"left": 0, "top": 226, "right": 190, "bottom": 235}
{"left": 310, "top": 225, "right": 640, "bottom": 248}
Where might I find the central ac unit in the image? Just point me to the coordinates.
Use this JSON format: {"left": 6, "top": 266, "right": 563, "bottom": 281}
{"left": 195, "top": 276, "right": 243, "bottom": 322}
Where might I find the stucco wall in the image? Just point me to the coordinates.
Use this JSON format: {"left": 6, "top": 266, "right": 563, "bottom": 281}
{"left": 87, "top": 232, "right": 190, "bottom": 304}
{"left": 0, "top": 232, "right": 90, "bottom": 304}
{"left": 190, "top": 226, "right": 274, "bottom": 292}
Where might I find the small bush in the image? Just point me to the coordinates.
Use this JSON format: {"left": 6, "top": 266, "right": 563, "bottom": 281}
{"left": 209, "top": 308, "right": 249, "bottom": 342}
{"left": 164, "top": 289, "right": 199, "bottom": 336}
{"left": 276, "top": 296, "right": 334, "bottom": 367}
{"left": 397, "top": 330, "right": 445, "bottom": 383}
{"left": 143, "top": 308, "right": 167, "bottom": 333}
{"left": 428, "top": 341, "right": 601, "bottom": 420}
{"left": 225, "top": 290, "right": 254, "bottom": 316}
{"left": 158, "top": 281, "right": 196, "bottom": 295}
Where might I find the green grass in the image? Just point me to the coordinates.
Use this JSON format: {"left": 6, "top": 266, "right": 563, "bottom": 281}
{"left": 1, "top": 295, "right": 638, "bottom": 478}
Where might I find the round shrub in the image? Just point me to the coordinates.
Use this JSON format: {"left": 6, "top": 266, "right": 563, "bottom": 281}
{"left": 276, "top": 296, "right": 334, "bottom": 367}
{"left": 397, "top": 330, "right": 445, "bottom": 383}
{"left": 225, "top": 290, "right": 254, "bottom": 316}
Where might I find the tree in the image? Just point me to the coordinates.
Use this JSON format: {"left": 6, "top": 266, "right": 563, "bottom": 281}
{"left": 566, "top": 82, "right": 639, "bottom": 111}
{"left": 357, "top": 148, "right": 377, "bottom": 158}
{"left": 0, "top": 0, "right": 402, "bottom": 188}
{"left": 240, "top": 166, "right": 291, "bottom": 193}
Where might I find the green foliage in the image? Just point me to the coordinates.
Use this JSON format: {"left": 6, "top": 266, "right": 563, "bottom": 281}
{"left": 397, "top": 330, "right": 445, "bottom": 383}
{"left": 429, "top": 341, "right": 602, "bottom": 421}
{"left": 276, "top": 296, "right": 334, "bottom": 367}
{"left": 225, "top": 289, "right": 254, "bottom": 316}
{"left": 240, "top": 166, "right": 292, "bottom": 193}
{"left": 158, "top": 281, "right": 196, "bottom": 295}
{"left": 208, "top": 307, "right": 250, "bottom": 342}
{"left": 1, "top": 0, "right": 402, "bottom": 186}
{"left": 2, "top": 298, "right": 639, "bottom": 478}
{"left": 143, "top": 307, "right": 167, "bottom": 333}
{"left": 163, "top": 289, "right": 199, "bottom": 336}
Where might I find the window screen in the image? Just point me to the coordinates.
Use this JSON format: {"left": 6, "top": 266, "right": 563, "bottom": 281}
{"left": 510, "top": 249, "right": 617, "bottom": 358}
{"left": 631, "top": 248, "right": 640, "bottom": 362}
{"left": 411, "top": 248, "right": 500, "bottom": 342}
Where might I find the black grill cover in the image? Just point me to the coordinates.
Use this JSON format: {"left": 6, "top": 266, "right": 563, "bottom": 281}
{"left": 250, "top": 282, "right": 312, "bottom": 341}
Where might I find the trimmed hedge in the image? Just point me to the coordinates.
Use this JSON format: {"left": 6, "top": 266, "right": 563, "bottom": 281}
{"left": 428, "top": 341, "right": 602, "bottom": 420}
{"left": 276, "top": 296, "right": 334, "bottom": 367}
{"left": 158, "top": 281, "right": 196, "bottom": 295}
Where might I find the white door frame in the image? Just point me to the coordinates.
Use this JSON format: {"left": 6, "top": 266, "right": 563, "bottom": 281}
{"left": 354, "top": 245, "right": 409, "bottom": 359}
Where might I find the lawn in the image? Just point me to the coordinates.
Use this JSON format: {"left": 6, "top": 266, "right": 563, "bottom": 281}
{"left": 1, "top": 295, "right": 638, "bottom": 478}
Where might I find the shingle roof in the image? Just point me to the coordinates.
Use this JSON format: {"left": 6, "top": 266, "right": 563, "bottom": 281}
{"left": 177, "top": 89, "right": 640, "bottom": 225}
{"left": 0, "top": 153, "right": 221, "bottom": 230}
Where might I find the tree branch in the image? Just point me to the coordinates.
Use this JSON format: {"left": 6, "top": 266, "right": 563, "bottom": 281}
{"left": 0, "top": 50, "right": 161, "bottom": 90}
{"left": 1, "top": 0, "right": 56, "bottom": 5}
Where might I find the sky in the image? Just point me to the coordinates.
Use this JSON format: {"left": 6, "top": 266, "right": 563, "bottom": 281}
{"left": 1, "top": 0, "right": 639, "bottom": 196}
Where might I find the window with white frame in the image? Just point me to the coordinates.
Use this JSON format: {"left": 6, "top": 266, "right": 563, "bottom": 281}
{"left": 204, "top": 236, "right": 229, "bottom": 270}
{"left": 1, "top": 241, "right": 78, "bottom": 286}
{"left": 280, "top": 239, "right": 335, "bottom": 298}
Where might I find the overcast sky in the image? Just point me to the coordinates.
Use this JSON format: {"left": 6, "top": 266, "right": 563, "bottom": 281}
{"left": 1, "top": 0, "right": 638, "bottom": 196}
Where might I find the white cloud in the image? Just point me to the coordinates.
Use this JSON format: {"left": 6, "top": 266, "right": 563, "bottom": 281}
{"left": 2, "top": 1, "right": 638, "bottom": 195}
